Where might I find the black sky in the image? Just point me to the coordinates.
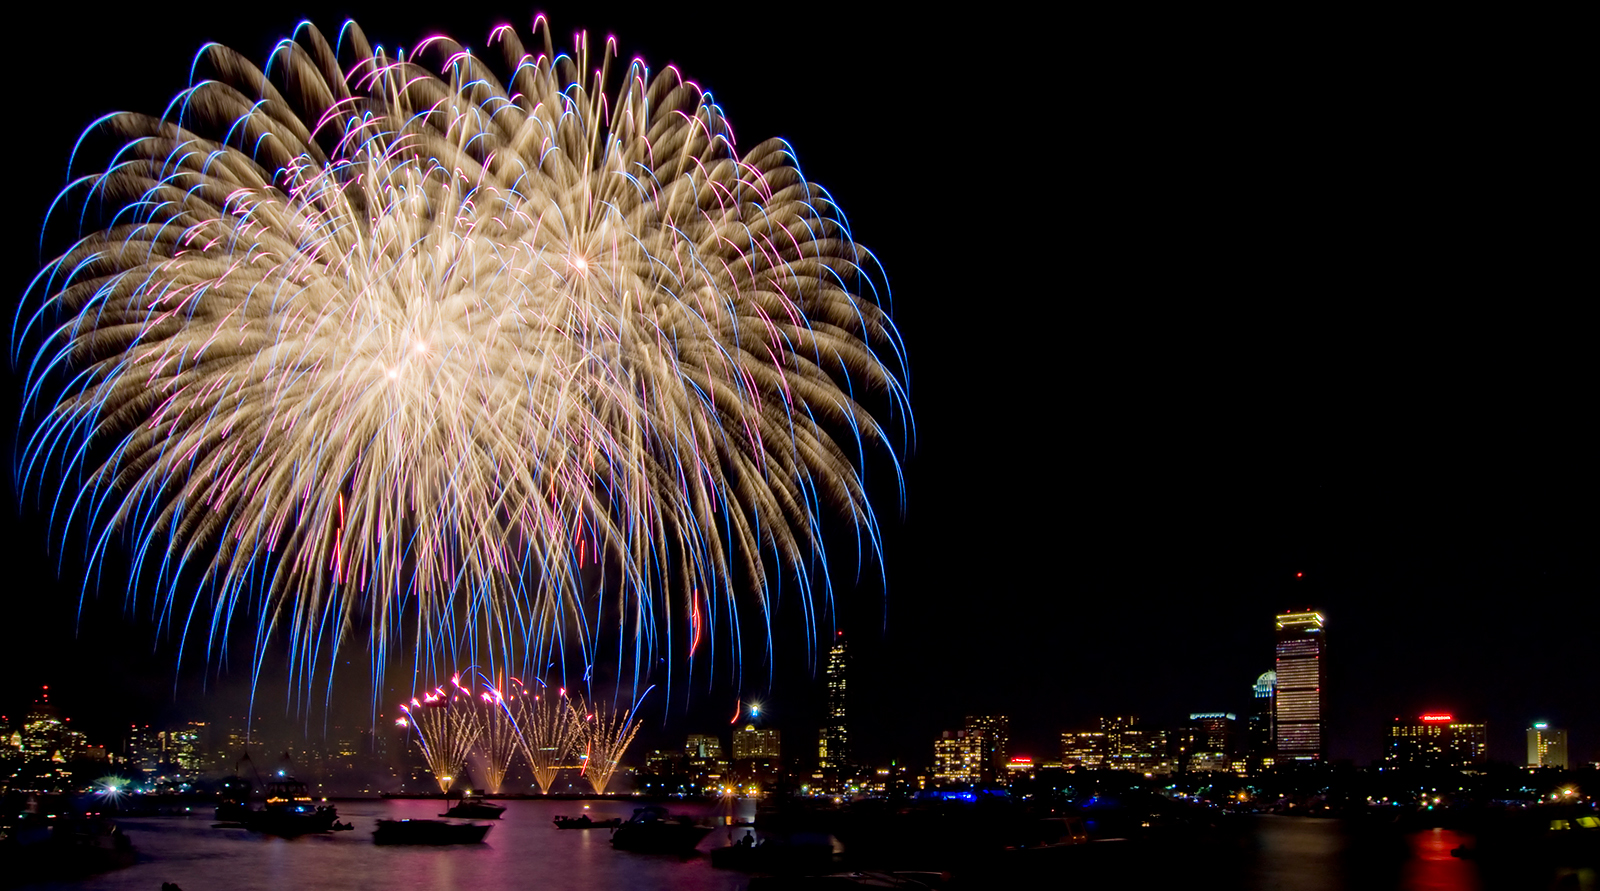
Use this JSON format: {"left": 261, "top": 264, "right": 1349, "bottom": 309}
{"left": 1, "top": 6, "right": 1588, "bottom": 769}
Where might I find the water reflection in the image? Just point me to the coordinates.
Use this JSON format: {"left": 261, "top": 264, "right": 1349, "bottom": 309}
{"left": 1251, "top": 816, "right": 1346, "bottom": 891}
{"left": 21, "top": 803, "right": 1598, "bottom": 890}
{"left": 1402, "top": 827, "right": 1479, "bottom": 891}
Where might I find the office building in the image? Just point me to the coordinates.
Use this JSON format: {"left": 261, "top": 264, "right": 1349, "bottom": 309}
{"left": 1179, "top": 713, "right": 1239, "bottom": 773}
{"left": 963, "top": 715, "right": 1009, "bottom": 782}
{"left": 1274, "top": 610, "right": 1326, "bottom": 761}
{"left": 1062, "top": 717, "right": 1169, "bottom": 774}
{"left": 1385, "top": 714, "right": 1488, "bottom": 768}
{"left": 1247, "top": 671, "right": 1277, "bottom": 774}
{"left": 1110, "top": 727, "right": 1172, "bottom": 774}
{"left": 1061, "top": 731, "right": 1110, "bottom": 770}
{"left": 818, "top": 633, "right": 849, "bottom": 773}
{"left": 933, "top": 730, "right": 985, "bottom": 787}
{"left": 733, "top": 724, "right": 781, "bottom": 761}
{"left": 1527, "top": 723, "right": 1569, "bottom": 769}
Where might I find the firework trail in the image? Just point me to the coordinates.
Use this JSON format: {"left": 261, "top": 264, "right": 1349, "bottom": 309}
{"left": 15, "top": 17, "right": 908, "bottom": 695}
{"left": 397, "top": 679, "right": 480, "bottom": 793}
{"left": 469, "top": 678, "right": 523, "bottom": 795}
{"left": 513, "top": 685, "right": 581, "bottom": 795}
{"left": 571, "top": 695, "right": 641, "bottom": 796}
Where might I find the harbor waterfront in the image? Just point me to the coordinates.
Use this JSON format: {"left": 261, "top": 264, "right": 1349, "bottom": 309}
{"left": 8, "top": 798, "right": 1596, "bottom": 891}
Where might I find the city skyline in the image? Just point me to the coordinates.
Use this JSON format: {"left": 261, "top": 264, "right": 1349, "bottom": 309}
{"left": 0, "top": 4, "right": 1590, "bottom": 776}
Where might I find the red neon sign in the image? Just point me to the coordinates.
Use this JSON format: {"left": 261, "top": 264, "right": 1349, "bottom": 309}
{"left": 1419, "top": 714, "right": 1453, "bottom": 723}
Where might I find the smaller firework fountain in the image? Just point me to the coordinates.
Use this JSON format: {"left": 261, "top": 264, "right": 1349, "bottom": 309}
{"left": 397, "top": 679, "right": 481, "bottom": 793}
{"left": 513, "top": 687, "right": 582, "bottom": 795}
{"left": 571, "top": 697, "right": 641, "bottom": 796}
{"left": 471, "top": 680, "right": 524, "bottom": 796}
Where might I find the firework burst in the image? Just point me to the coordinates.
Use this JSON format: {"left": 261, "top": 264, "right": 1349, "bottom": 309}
{"left": 397, "top": 679, "right": 480, "bottom": 793}
{"left": 16, "top": 17, "right": 908, "bottom": 693}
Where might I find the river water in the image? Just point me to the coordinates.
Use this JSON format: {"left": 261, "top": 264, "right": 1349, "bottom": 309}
{"left": 16, "top": 801, "right": 1599, "bottom": 891}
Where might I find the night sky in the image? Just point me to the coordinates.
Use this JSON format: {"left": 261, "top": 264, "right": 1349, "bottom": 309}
{"left": 1, "top": 7, "right": 1587, "bottom": 771}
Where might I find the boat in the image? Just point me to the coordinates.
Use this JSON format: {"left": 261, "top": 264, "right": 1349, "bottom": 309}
{"left": 746, "top": 872, "right": 948, "bottom": 889}
{"left": 215, "top": 776, "right": 252, "bottom": 822}
{"left": 241, "top": 779, "right": 340, "bottom": 836}
{"left": 610, "top": 805, "right": 715, "bottom": 854}
{"left": 0, "top": 806, "right": 137, "bottom": 884}
{"left": 709, "top": 831, "right": 834, "bottom": 872}
{"left": 553, "top": 814, "right": 622, "bottom": 830}
{"left": 373, "top": 819, "right": 493, "bottom": 845}
{"left": 1452, "top": 805, "right": 1600, "bottom": 864}
{"left": 439, "top": 794, "right": 506, "bottom": 820}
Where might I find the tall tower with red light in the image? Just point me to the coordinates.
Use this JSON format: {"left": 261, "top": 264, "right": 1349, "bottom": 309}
{"left": 1274, "top": 609, "right": 1326, "bottom": 761}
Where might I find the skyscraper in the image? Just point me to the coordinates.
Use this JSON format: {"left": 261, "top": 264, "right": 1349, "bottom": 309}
{"left": 1274, "top": 609, "right": 1326, "bottom": 761}
{"left": 818, "top": 632, "right": 849, "bottom": 773}
{"left": 1527, "top": 723, "right": 1569, "bottom": 769}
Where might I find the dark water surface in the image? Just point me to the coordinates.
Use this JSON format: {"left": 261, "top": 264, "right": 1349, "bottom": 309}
{"left": 17, "top": 803, "right": 1600, "bottom": 890}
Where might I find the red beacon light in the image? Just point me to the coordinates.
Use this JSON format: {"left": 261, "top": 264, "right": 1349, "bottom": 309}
{"left": 1419, "top": 714, "right": 1453, "bottom": 723}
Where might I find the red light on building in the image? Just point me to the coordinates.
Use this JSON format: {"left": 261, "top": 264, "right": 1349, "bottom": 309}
{"left": 1009, "top": 756, "right": 1033, "bottom": 765}
{"left": 1419, "top": 714, "right": 1453, "bottom": 723}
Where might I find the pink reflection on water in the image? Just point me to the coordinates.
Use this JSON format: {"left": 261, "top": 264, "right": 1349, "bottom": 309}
{"left": 1402, "top": 827, "right": 1479, "bottom": 891}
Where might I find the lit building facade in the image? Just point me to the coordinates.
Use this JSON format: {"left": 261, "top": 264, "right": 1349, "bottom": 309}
{"left": 1061, "top": 731, "right": 1110, "bottom": 769}
{"left": 1061, "top": 717, "right": 1169, "bottom": 774}
{"left": 1109, "top": 727, "right": 1172, "bottom": 774}
{"left": 1247, "top": 670, "right": 1277, "bottom": 774}
{"left": 932, "top": 730, "right": 985, "bottom": 787}
{"left": 963, "top": 715, "right": 1009, "bottom": 782}
{"left": 1527, "top": 723, "right": 1568, "bottom": 769}
{"left": 818, "top": 634, "right": 849, "bottom": 773}
{"left": 1179, "top": 713, "right": 1240, "bottom": 773}
{"left": 733, "top": 725, "right": 781, "bottom": 761}
{"left": 684, "top": 733, "right": 729, "bottom": 793}
{"left": 1274, "top": 610, "right": 1326, "bottom": 761}
{"left": 159, "top": 722, "right": 208, "bottom": 774}
{"left": 1385, "top": 714, "right": 1487, "bottom": 768}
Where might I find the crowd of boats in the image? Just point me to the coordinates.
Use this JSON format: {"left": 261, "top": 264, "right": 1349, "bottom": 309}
{"left": 207, "top": 775, "right": 725, "bottom": 852}
{"left": 5, "top": 778, "right": 1596, "bottom": 889}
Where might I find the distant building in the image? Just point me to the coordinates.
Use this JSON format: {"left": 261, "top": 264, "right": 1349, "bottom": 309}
{"left": 818, "top": 634, "right": 849, "bottom": 774}
{"left": 932, "top": 730, "right": 985, "bottom": 787}
{"left": 1179, "top": 713, "right": 1240, "bottom": 773}
{"left": 733, "top": 725, "right": 781, "bottom": 761}
{"left": 160, "top": 722, "right": 207, "bottom": 774}
{"left": 963, "top": 715, "right": 1008, "bottom": 782}
{"left": 730, "top": 724, "right": 783, "bottom": 793}
{"left": 1247, "top": 671, "right": 1277, "bottom": 775}
{"left": 1061, "top": 731, "right": 1110, "bottom": 769}
{"left": 1109, "top": 726, "right": 1172, "bottom": 774}
{"left": 1385, "top": 714, "right": 1488, "bottom": 768}
{"left": 1062, "top": 717, "right": 1169, "bottom": 774}
{"left": 1004, "top": 756, "right": 1037, "bottom": 779}
{"left": 685, "top": 733, "right": 724, "bottom": 762}
{"left": 1274, "top": 610, "right": 1326, "bottom": 761}
{"left": 684, "top": 734, "right": 729, "bottom": 793}
{"left": 1527, "top": 723, "right": 1568, "bottom": 769}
